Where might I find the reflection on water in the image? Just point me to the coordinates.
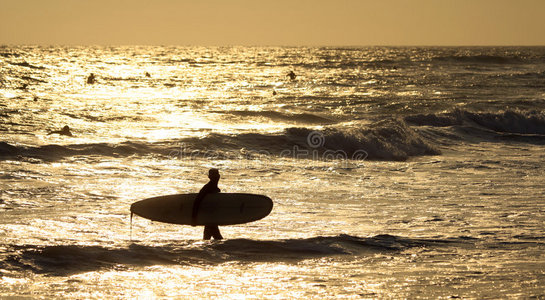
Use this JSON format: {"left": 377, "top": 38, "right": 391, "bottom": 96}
{"left": 2, "top": 46, "right": 545, "bottom": 298}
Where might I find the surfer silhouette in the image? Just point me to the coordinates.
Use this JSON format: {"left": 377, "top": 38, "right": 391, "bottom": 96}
{"left": 48, "top": 125, "right": 73, "bottom": 136}
{"left": 192, "top": 168, "right": 223, "bottom": 240}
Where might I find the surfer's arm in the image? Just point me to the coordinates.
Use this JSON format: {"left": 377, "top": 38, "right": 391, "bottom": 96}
{"left": 190, "top": 181, "right": 218, "bottom": 225}
{"left": 191, "top": 190, "right": 206, "bottom": 225}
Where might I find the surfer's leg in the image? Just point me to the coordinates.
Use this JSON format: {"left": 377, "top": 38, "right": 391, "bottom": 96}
{"left": 211, "top": 225, "right": 223, "bottom": 240}
{"left": 203, "top": 226, "right": 212, "bottom": 240}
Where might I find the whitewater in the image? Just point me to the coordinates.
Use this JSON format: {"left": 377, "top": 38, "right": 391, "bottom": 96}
{"left": 1, "top": 46, "right": 545, "bottom": 298}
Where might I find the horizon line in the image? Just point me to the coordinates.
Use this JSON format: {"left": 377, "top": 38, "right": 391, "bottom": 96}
{"left": 2, "top": 43, "right": 545, "bottom": 48}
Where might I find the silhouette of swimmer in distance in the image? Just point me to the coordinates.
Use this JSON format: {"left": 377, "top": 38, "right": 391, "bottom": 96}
{"left": 87, "top": 73, "right": 96, "bottom": 84}
{"left": 192, "top": 168, "right": 223, "bottom": 240}
{"left": 48, "top": 125, "right": 73, "bottom": 136}
{"left": 287, "top": 71, "right": 297, "bottom": 81}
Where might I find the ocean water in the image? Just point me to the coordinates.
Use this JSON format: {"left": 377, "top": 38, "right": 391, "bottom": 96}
{"left": 1, "top": 46, "right": 545, "bottom": 298}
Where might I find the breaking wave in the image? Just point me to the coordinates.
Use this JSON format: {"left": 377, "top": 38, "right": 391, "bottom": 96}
{"left": 0, "top": 119, "right": 440, "bottom": 161}
{"left": 175, "top": 118, "right": 440, "bottom": 161}
{"left": 8, "top": 109, "right": 544, "bottom": 162}
{"left": 6, "top": 107, "right": 543, "bottom": 162}
{"left": 405, "top": 109, "right": 545, "bottom": 135}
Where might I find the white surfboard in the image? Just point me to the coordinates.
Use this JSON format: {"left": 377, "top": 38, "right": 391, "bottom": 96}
{"left": 130, "top": 193, "right": 273, "bottom": 226}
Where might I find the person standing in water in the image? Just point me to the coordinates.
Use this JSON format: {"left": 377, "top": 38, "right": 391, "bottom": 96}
{"left": 192, "top": 168, "right": 223, "bottom": 240}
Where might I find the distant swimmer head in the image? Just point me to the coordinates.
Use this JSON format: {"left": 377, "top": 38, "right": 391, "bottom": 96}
{"left": 208, "top": 168, "right": 220, "bottom": 181}
{"left": 48, "top": 125, "right": 73, "bottom": 136}
{"left": 60, "top": 125, "right": 73, "bottom": 136}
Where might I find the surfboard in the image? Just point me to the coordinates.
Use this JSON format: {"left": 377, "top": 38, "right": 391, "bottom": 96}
{"left": 130, "top": 193, "right": 273, "bottom": 226}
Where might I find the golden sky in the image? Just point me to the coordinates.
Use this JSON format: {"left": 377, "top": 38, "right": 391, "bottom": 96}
{"left": 1, "top": 0, "right": 544, "bottom": 46}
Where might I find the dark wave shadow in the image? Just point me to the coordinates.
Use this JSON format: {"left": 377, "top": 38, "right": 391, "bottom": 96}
{"left": 1, "top": 234, "right": 456, "bottom": 276}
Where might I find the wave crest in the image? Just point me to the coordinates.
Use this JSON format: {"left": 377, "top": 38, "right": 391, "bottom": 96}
{"left": 180, "top": 119, "right": 440, "bottom": 161}
{"left": 1, "top": 119, "right": 440, "bottom": 161}
{"left": 405, "top": 109, "right": 545, "bottom": 135}
{"left": 284, "top": 119, "right": 440, "bottom": 161}
{"left": 431, "top": 54, "right": 523, "bottom": 64}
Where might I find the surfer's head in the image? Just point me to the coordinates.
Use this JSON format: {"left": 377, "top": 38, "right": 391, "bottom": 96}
{"left": 208, "top": 168, "right": 220, "bottom": 181}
